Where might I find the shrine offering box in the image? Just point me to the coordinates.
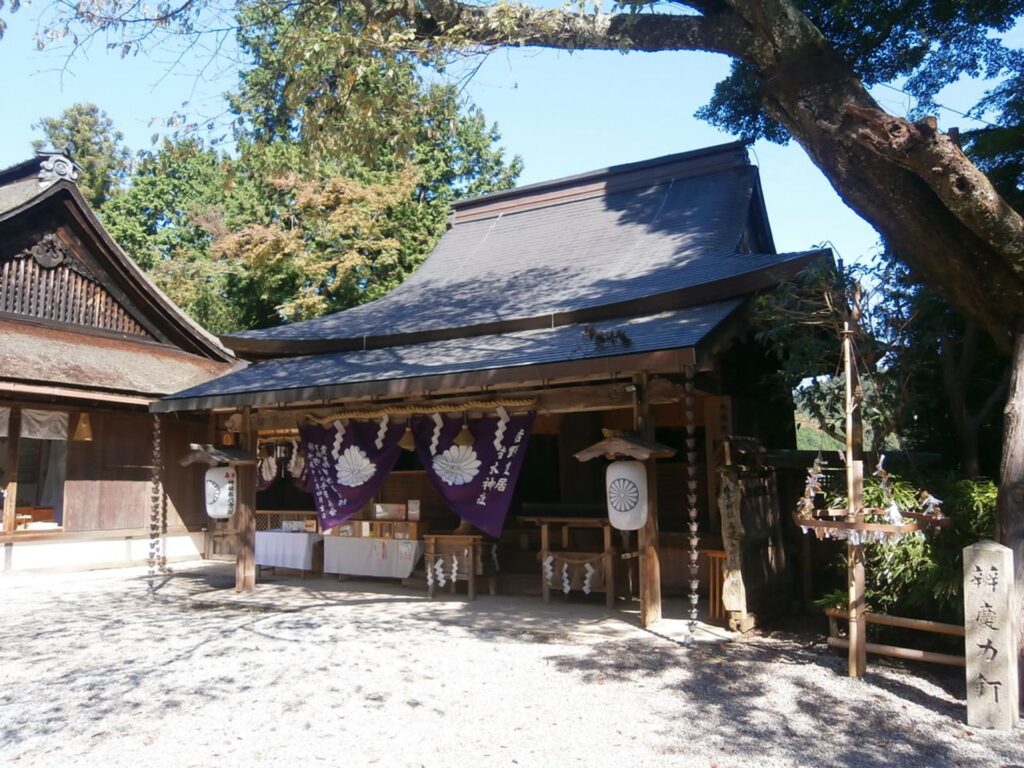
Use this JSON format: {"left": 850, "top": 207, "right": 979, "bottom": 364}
{"left": 373, "top": 503, "right": 406, "bottom": 521}
{"left": 407, "top": 500, "right": 421, "bottom": 522}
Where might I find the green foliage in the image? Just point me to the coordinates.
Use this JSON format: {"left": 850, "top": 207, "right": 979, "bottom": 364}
{"left": 32, "top": 103, "right": 130, "bottom": 208}
{"left": 752, "top": 258, "right": 912, "bottom": 456}
{"left": 818, "top": 475, "right": 997, "bottom": 624}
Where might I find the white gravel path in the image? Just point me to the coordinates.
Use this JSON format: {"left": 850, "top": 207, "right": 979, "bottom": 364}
{"left": 1, "top": 562, "right": 1021, "bottom": 768}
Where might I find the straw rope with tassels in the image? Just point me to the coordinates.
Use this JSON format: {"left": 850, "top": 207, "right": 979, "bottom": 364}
{"left": 307, "top": 398, "right": 537, "bottom": 425}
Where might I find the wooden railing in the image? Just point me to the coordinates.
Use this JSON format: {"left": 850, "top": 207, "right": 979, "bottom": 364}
{"left": 825, "top": 608, "right": 965, "bottom": 667}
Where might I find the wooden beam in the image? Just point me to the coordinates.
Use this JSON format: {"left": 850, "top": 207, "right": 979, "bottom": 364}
{"left": 235, "top": 406, "right": 257, "bottom": 592}
{"left": 251, "top": 379, "right": 687, "bottom": 430}
{"left": 827, "top": 637, "right": 965, "bottom": 667}
{"left": 155, "top": 349, "right": 698, "bottom": 412}
{"left": 3, "top": 407, "right": 20, "bottom": 534}
{"left": 634, "top": 373, "right": 662, "bottom": 627}
{"left": 825, "top": 608, "right": 965, "bottom": 637}
{"left": 0, "top": 382, "right": 153, "bottom": 407}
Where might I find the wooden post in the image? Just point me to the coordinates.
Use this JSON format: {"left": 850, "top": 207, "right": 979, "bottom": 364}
{"left": 541, "top": 522, "right": 551, "bottom": 605}
{"left": 235, "top": 407, "right": 257, "bottom": 592}
{"left": 843, "top": 324, "right": 867, "bottom": 677}
{"left": 3, "top": 407, "right": 20, "bottom": 534}
{"left": 634, "top": 373, "right": 662, "bottom": 628}
{"left": 467, "top": 544, "right": 476, "bottom": 602}
{"left": 603, "top": 523, "right": 615, "bottom": 610}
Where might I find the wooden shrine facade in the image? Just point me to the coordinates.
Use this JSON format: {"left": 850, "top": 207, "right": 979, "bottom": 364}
{"left": 0, "top": 151, "right": 236, "bottom": 570}
{"left": 154, "top": 142, "right": 831, "bottom": 627}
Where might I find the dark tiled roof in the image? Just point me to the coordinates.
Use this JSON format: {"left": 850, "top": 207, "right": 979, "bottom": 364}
{"left": 225, "top": 145, "right": 791, "bottom": 347}
{"left": 154, "top": 300, "right": 742, "bottom": 411}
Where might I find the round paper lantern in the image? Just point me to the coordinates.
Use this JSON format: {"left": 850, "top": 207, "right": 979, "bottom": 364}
{"left": 606, "top": 460, "right": 647, "bottom": 531}
{"left": 205, "top": 466, "right": 237, "bottom": 519}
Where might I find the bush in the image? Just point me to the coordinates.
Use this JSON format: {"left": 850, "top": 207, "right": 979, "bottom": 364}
{"left": 817, "top": 475, "right": 997, "bottom": 627}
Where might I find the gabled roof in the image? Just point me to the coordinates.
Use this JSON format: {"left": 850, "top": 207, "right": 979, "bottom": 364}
{"left": 155, "top": 142, "right": 832, "bottom": 412}
{"left": 223, "top": 142, "right": 820, "bottom": 357}
{"left": 0, "top": 152, "right": 235, "bottom": 364}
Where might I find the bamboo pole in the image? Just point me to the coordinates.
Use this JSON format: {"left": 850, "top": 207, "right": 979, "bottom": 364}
{"left": 844, "top": 323, "right": 867, "bottom": 678}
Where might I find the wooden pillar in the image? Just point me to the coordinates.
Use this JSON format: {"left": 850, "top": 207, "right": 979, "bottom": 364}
{"left": 703, "top": 395, "right": 733, "bottom": 535}
{"left": 603, "top": 523, "right": 615, "bottom": 610}
{"left": 235, "top": 407, "right": 257, "bottom": 592}
{"left": 3, "top": 407, "right": 20, "bottom": 534}
{"left": 634, "top": 373, "right": 662, "bottom": 628}
{"left": 843, "top": 324, "right": 867, "bottom": 677}
{"left": 541, "top": 522, "right": 551, "bottom": 605}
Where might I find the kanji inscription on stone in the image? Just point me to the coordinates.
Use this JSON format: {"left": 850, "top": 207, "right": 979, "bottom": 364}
{"left": 964, "top": 540, "right": 1019, "bottom": 730}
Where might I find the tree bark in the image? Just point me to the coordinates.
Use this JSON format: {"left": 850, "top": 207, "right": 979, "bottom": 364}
{"left": 997, "top": 324, "right": 1024, "bottom": 685}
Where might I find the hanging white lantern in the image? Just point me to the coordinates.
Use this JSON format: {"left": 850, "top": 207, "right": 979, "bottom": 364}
{"left": 606, "top": 460, "right": 647, "bottom": 531}
{"left": 205, "top": 466, "right": 237, "bottom": 519}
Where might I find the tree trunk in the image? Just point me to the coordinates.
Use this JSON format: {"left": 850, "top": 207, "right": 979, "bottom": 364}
{"left": 996, "top": 323, "right": 1024, "bottom": 691}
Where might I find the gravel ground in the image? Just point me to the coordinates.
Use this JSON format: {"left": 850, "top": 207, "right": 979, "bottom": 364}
{"left": 1, "top": 562, "right": 1022, "bottom": 768}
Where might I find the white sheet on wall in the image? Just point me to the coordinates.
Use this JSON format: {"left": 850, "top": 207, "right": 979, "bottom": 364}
{"left": 21, "top": 410, "right": 68, "bottom": 440}
{"left": 0, "top": 407, "right": 9, "bottom": 438}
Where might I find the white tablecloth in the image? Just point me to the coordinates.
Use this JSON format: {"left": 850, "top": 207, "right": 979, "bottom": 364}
{"left": 255, "top": 531, "right": 323, "bottom": 570}
{"left": 323, "top": 537, "right": 424, "bottom": 578}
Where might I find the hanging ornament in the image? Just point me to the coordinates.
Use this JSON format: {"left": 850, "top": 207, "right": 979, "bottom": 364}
{"left": 398, "top": 422, "right": 416, "bottom": 452}
{"left": 453, "top": 413, "right": 475, "bottom": 448}
{"left": 684, "top": 366, "right": 699, "bottom": 643}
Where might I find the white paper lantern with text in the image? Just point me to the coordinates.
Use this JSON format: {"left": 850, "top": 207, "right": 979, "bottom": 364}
{"left": 606, "top": 460, "right": 647, "bottom": 531}
{"left": 205, "top": 466, "right": 237, "bottom": 519}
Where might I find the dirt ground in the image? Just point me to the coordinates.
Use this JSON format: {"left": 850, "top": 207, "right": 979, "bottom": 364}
{"left": 1, "top": 561, "right": 1021, "bottom": 768}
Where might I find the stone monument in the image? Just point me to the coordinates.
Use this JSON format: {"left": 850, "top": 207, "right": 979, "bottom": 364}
{"left": 964, "top": 540, "right": 1019, "bottom": 730}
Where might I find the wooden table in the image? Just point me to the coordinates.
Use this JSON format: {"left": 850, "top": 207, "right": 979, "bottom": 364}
{"left": 520, "top": 516, "right": 616, "bottom": 608}
{"left": 423, "top": 534, "right": 498, "bottom": 601}
{"left": 323, "top": 536, "right": 424, "bottom": 579}
{"left": 255, "top": 530, "right": 323, "bottom": 577}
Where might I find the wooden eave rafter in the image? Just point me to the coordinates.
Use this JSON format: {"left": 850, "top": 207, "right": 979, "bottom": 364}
{"left": 0, "top": 380, "right": 155, "bottom": 407}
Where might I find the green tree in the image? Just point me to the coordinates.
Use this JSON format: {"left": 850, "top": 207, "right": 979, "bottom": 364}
{"left": 99, "top": 139, "right": 246, "bottom": 333}
{"left": 33, "top": 103, "right": 130, "bottom": 208}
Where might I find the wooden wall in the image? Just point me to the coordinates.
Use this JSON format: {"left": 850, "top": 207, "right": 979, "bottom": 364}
{"left": 64, "top": 411, "right": 209, "bottom": 532}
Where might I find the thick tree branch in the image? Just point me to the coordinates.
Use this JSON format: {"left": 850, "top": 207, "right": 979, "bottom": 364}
{"left": 837, "top": 107, "right": 1024, "bottom": 275}
{"left": 415, "top": 1, "right": 753, "bottom": 58}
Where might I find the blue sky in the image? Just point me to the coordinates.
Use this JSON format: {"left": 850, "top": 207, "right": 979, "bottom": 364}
{"left": 0, "top": 9, "right": 1010, "bottom": 263}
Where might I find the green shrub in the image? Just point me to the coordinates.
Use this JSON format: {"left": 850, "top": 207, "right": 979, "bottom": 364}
{"left": 823, "top": 475, "right": 997, "bottom": 626}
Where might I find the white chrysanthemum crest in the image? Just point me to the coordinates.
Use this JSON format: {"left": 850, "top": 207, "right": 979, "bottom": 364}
{"left": 336, "top": 445, "right": 375, "bottom": 487}
{"left": 432, "top": 444, "right": 481, "bottom": 486}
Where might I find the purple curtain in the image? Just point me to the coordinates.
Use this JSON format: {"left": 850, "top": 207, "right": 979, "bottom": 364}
{"left": 299, "top": 418, "right": 405, "bottom": 529}
{"left": 414, "top": 410, "right": 535, "bottom": 537}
